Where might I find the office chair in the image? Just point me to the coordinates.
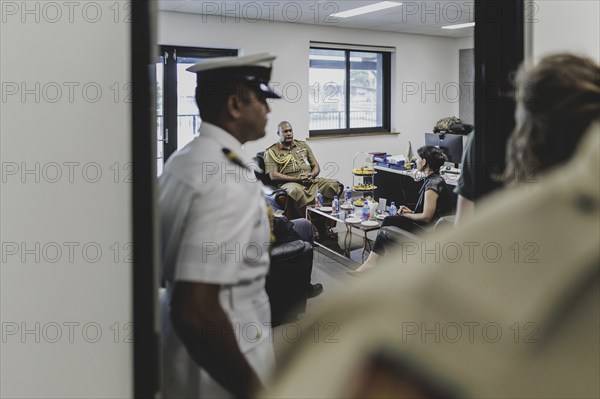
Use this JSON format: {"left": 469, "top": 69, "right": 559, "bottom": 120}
{"left": 434, "top": 215, "right": 456, "bottom": 233}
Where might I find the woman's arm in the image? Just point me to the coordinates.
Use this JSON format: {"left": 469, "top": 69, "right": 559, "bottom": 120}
{"left": 402, "top": 189, "right": 439, "bottom": 223}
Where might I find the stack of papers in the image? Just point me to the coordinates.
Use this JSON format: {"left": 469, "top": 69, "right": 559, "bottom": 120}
{"left": 387, "top": 155, "right": 407, "bottom": 165}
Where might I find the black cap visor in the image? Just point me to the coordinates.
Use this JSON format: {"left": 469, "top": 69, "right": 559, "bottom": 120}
{"left": 242, "top": 77, "right": 281, "bottom": 99}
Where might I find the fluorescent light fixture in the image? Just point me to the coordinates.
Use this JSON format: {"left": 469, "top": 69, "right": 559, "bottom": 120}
{"left": 331, "top": 1, "right": 402, "bottom": 18}
{"left": 441, "top": 22, "right": 475, "bottom": 30}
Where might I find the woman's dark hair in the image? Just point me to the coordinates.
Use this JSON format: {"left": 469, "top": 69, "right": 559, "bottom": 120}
{"left": 503, "top": 53, "right": 600, "bottom": 183}
{"left": 417, "top": 145, "right": 447, "bottom": 173}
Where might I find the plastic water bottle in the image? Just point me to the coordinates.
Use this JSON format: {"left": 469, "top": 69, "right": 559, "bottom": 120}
{"left": 332, "top": 196, "right": 340, "bottom": 214}
{"left": 315, "top": 190, "right": 323, "bottom": 208}
{"left": 361, "top": 203, "right": 370, "bottom": 221}
{"left": 345, "top": 186, "right": 352, "bottom": 204}
{"left": 389, "top": 201, "right": 397, "bottom": 216}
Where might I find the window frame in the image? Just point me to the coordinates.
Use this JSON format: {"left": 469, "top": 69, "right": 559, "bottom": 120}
{"left": 309, "top": 46, "right": 391, "bottom": 138}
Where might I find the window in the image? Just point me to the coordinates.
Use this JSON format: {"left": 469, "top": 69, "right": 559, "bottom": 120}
{"left": 156, "top": 46, "right": 238, "bottom": 174}
{"left": 309, "top": 44, "right": 392, "bottom": 137}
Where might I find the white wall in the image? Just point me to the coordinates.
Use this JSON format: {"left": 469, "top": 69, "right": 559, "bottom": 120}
{"left": 159, "top": 11, "right": 467, "bottom": 183}
{"left": 531, "top": 0, "right": 600, "bottom": 61}
{"left": 456, "top": 35, "right": 474, "bottom": 50}
{"left": 0, "top": 1, "right": 133, "bottom": 397}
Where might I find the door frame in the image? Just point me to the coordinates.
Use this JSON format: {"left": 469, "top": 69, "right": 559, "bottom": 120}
{"left": 474, "top": 0, "right": 525, "bottom": 197}
{"left": 131, "top": 2, "right": 159, "bottom": 398}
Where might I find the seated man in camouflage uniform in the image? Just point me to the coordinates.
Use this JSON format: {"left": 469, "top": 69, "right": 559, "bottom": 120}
{"left": 264, "top": 121, "right": 342, "bottom": 213}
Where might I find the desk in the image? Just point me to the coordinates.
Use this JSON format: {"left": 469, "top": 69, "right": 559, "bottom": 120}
{"left": 306, "top": 206, "right": 381, "bottom": 263}
{"left": 373, "top": 165, "right": 459, "bottom": 210}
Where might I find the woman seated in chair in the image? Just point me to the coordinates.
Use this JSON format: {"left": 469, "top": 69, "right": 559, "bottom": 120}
{"left": 350, "top": 145, "right": 452, "bottom": 275}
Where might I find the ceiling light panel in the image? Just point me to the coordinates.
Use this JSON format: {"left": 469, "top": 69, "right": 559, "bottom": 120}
{"left": 441, "top": 22, "right": 476, "bottom": 29}
{"left": 331, "top": 1, "right": 403, "bottom": 18}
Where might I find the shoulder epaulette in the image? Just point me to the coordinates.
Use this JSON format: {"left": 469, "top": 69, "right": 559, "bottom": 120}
{"left": 222, "top": 148, "right": 249, "bottom": 170}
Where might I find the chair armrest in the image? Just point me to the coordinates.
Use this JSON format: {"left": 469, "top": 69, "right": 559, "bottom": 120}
{"left": 434, "top": 215, "right": 456, "bottom": 232}
{"left": 262, "top": 185, "right": 285, "bottom": 197}
{"left": 270, "top": 239, "right": 311, "bottom": 261}
{"left": 263, "top": 185, "right": 288, "bottom": 210}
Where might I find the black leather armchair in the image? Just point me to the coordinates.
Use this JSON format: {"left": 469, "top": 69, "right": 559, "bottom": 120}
{"left": 254, "top": 152, "right": 316, "bottom": 325}
{"left": 255, "top": 154, "right": 314, "bottom": 325}
{"left": 266, "top": 239, "right": 313, "bottom": 326}
{"left": 253, "top": 151, "right": 288, "bottom": 212}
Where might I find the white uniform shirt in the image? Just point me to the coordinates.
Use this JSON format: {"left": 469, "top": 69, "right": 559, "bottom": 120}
{"left": 159, "top": 123, "right": 274, "bottom": 398}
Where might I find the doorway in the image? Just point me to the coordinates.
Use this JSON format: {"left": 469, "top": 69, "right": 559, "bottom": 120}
{"left": 156, "top": 46, "right": 238, "bottom": 174}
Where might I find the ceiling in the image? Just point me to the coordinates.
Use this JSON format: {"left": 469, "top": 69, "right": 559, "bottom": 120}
{"left": 157, "top": 1, "right": 475, "bottom": 38}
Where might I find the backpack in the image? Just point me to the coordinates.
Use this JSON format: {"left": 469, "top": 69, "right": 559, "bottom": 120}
{"left": 433, "top": 116, "right": 461, "bottom": 132}
{"left": 433, "top": 116, "right": 473, "bottom": 135}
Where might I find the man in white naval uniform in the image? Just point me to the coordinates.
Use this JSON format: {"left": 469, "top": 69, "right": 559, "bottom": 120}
{"left": 159, "top": 53, "right": 281, "bottom": 398}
